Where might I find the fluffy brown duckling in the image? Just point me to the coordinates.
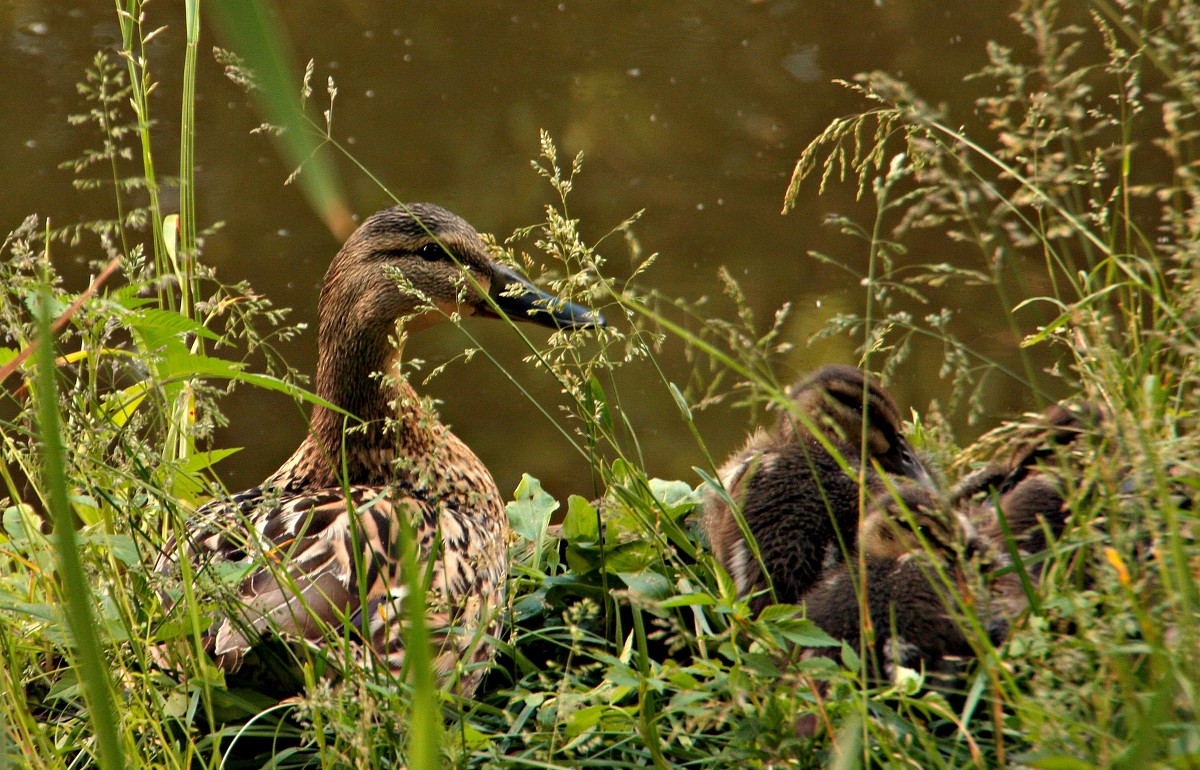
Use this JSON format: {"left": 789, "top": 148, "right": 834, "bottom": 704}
{"left": 951, "top": 403, "right": 1102, "bottom": 621}
{"left": 800, "top": 481, "right": 986, "bottom": 683}
{"left": 155, "top": 203, "right": 604, "bottom": 697}
{"left": 701, "top": 364, "right": 936, "bottom": 612}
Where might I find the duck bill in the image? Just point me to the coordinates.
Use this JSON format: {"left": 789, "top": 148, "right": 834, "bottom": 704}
{"left": 484, "top": 263, "right": 606, "bottom": 330}
{"left": 894, "top": 442, "right": 938, "bottom": 491}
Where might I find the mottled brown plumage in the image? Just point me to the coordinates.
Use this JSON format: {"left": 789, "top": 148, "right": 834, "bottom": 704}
{"left": 701, "top": 365, "right": 935, "bottom": 611}
{"left": 156, "top": 203, "right": 603, "bottom": 696}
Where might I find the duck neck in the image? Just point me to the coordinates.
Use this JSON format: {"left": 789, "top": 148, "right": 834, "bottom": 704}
{"left": 272, "top": 322, "right": 440, "bottom": 490}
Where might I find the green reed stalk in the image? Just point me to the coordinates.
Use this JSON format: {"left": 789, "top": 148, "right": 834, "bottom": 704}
{"left": 178, "top": 0, "right": 200, "bottom": 324}
{"left": 34, "top": 284, "right": 125, "bottom": 770}
{"left": 116, "top": 0, "right": 167, "bottom": 302}
{"left": 397, "top": 515, "right": 443, "bottom": 770}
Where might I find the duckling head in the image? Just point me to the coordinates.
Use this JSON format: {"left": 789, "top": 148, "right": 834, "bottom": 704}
{"left": 860, "top": 482, "right": 978, "bottom": 560}
{"left": 783, "top": 364, "right": 936, "bottom": 489}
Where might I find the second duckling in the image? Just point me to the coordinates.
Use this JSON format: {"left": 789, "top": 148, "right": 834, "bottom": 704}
{"left": 800, "top": 482, "right": 988, "bottom": 683}
{"left": 702, "top": 365, "right": 936, "bottom": 611}
{"left": 952, "top": 403, "right": 1101, "bottom": 620}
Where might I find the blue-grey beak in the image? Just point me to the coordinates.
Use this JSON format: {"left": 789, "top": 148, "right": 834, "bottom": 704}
{"left": 486, "top": 263, "right": 606, "bottom": 330}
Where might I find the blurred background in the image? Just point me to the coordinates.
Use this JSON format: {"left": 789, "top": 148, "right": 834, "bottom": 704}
{"left": 0, "top": 1, "right": 1070, "bottom": 501}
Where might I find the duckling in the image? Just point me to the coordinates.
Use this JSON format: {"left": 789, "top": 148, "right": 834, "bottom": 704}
{"left": 952, "top": 403, "right": 1101, "bottom": 621}
{"left": 701, "top": 365, "right": 936, "bottom": 611}
{"left": 780, "top": 365, "right": 936, "bottom": 489}
{"left": 951, "top": 402, "right": 1099, "bottom": 507}
{"left": 800, "top": 482, "right": 986, "bottom": 683}
{"left": 155, "top": 203, "right": 604, "bottom": 696}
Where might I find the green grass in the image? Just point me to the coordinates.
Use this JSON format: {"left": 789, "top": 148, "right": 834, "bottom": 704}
{"left": 3, "top": 0, "right": 1200, "bottom": 767}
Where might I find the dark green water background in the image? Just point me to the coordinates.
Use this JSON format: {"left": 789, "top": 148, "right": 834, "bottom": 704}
{"left": 1, "top": 2, "right": 1063, "bottom": 501}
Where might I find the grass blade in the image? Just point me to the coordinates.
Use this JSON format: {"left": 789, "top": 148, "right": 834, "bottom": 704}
{"left": 34, "top": 285, "right": 126, "bottom": 770}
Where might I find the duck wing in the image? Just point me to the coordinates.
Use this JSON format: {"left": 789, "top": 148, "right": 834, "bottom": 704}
{"left": 162, "top": 485, "right": 453, "bottom": 672}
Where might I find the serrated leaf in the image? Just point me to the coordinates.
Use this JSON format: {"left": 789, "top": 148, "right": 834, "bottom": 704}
{"left": 234, "top": 371, "right": 346, "bottom": 413}
{"left": 130, "top": 307, "right": 219, "bottom": 341}
{"left": 757, "top": 603, "right": 802, "bottom": 622}
{"left": 779, "top": 620, "right": 842, "bottom": 650}
{"left": 839, "top": 641, "right": 861, "bottom": 671}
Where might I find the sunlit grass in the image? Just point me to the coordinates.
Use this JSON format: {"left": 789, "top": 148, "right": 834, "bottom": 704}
{"left": 3, "top": 0, "right": 1200, "bottom": 767}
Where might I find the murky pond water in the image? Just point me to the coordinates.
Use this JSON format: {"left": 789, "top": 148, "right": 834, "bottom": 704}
{"left": 1, "top": 1, "right": 1059, "bottom": 501}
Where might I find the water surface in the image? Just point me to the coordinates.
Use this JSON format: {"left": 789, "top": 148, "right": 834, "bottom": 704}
{"left": 1, "top": 1, "right": 1058, "bottom": 501}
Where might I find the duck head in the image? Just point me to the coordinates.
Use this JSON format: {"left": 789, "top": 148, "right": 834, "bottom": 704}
{"left": 783, "top": 364, "right": 936, "bottom": 489}
{"left": 319, "top": 202, "right": 603, "bottom": 340}
{"left": 306, "top": 203, "right": 605, "bottom": 439}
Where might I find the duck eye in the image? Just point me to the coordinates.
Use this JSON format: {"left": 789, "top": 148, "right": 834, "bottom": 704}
{"left": 417, "top": 242, "right": 447, "bottom": 261}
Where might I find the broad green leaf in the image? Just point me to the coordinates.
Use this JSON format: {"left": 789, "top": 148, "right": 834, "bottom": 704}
{"left": 562, "top": 495, "right": 599, "bottom": 542}
{"left": 508, "top": 474, "right": 558, "bottom": 542}
{"left": 178, "top": 447, "right": 243, "bottom": 475}
{"left": 617, "top": 570, "right": 670, "bottom": 600}
{"left": 659, "top": 592, "right": 716, "bottom": 609}
{"left": 648, "top": 477, "right": 701, "bottom": 512}
{"left": 100, "top": 382, "right": 150, "bottom": 428}
{"left": 69, "top": 494, "right": 102, "bottom": 527}
{"left": 3, "top": 505, "right": 43, "bottom": 544}
{"left": 603, "top": 542, "right": 654, "bottom": 573}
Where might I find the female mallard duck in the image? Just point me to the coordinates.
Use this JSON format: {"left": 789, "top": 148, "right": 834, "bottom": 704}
{"left": 157, "top": 203, "right": 604, "bottom": 696}
{"left": 701, "top": 364, "right": 936, "bottom": 611}
{"left": 800, "top": 481, "right": 986, "bottom": 683}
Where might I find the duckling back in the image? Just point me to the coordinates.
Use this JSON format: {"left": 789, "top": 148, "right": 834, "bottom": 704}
{"left": 705, "top": 428, "right": 867, "bottom": 609}
{"left": 952, "top": 402, "right": 1101, "bottom": 621}
{"left": 800, "top": 481, "right": 988, "bottom": 684}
